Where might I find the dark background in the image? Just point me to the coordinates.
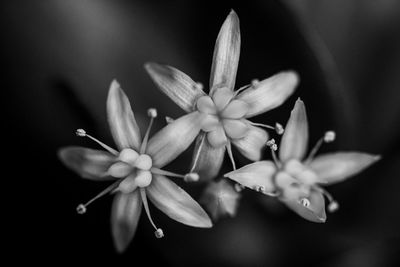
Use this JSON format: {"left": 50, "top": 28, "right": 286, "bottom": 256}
{"left": 3, "top": 0, "right": 400, "bottom": 266}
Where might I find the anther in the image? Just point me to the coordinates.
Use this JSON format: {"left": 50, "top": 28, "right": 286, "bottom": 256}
{"left": 256, "top": 185, "right": 266, "bottom": 193}
{"left": 195, "top": 82, "right": 203, "bottom": 91}
{"left": 147, "top": 108, "right": 158, "bottom": 118}
{"left": 234, "top": 183, "right": 245, "bottom": 192}
{"left": 76, "top": 204, "right": 87, "bottom": 214}
{"left": 275, "top": 123, "right": 284, "bottom": 135}
{"left": 76, "top": 129, "right": 86, "bottom": 137}
{"left": 154, "top": 228, "right": 164, "bottom": 239}
{"left": 165, "top": 116, "right": 174, "bottom": 124}
{"left": 184, "top": 173, "right": 199, "bottom": 182}
{"left": 324, "top": 131, "right": 336, "bottom": 143}
{"left": 251, "top": 79, "right": 259, "bottom": 87}
{"left": 266, "top": 139, "right": 276, "bottom": 147}
{"left": 300, "top": 198, "right": 310, "bottom": 207}
{"left": 328, "top": 201, "right": 339, "bottom": 213}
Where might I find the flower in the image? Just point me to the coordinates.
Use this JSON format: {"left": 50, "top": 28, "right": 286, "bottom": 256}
{"left": 225, "top": 99, "right": 380, "bottom": 222}
{"left": 58, "top": 80, "right": 212, "bottom": 253}
{"left": 145, "top": 10, "right": 298, "bottom": 180}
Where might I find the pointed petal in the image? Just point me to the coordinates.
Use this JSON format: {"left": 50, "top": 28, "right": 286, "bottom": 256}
{"left": 145, "top": 62, "right": 206, "bottom": 112}
{"left": 111, "top": 191, "right": 142, "bottom": 253}
{"left": 146, "top": 112, "right": 203, "bottom": 168}
{"left": 207, "top": 126, "right": 228, "bottom": 148}
{"left": 309, "top": 152, "right": 381, "bottom": 184}
{"left": 282, "top": 190, "right": 326, "bottom": 223}
{"left": 223, "top": 119, "right": 248, "bottom": 139}
{"left": 231, "top": 124, "right": 269, "bottom": 161}
{"left": 209, "top": 10, "right": 241, "bottom": 92}
{"left": 224, "top": 161, "right": 277, "bottom": 194}
{"left": 147, "top": 175, "right": 212, "bottom": 228}
{"left": 107, "top": 80, "right": 142, "bottom": 151}
{"left": 220, "top": 99, "right": 249, "bottom": 119}
{"left": 200, "top": 179, "right": 240, "bottom": 220}
{"left": 279, "top": 99, "right": 309, "bottom": 162}
{"left": 58, "top": 146, "right": 115, "bottom": 180}
{"left": 191, "top": 132, "right": 226, "bottom": 181}
{"left": 237, "top": 72, "right": 298, "bottom": 117}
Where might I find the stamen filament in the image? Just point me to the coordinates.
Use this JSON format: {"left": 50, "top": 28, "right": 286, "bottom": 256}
{"left": 305, "top": 138, "right": 323, "bottom": 164}
{"left": 190, "top": 133, "right": 205, "bottom": 173}
{"left": 150, "top": 168, "right": 199, "bottom": 182}
{"left": 315, "top": 186, "right": 339, "bottom": 212}
{"left": 233, "top": 84, "right": 251, "bottom": 97}
{"left": 226, "top": 141, "right": 236, "bottom": 170}
{"left": 76, "top": 129, "right": 118, "bottom": 155}
{"left": 140, "top": 109, "right": 157, "bottom": 154}
{"left": 139, "top": 188, "right": 164, "bottom": 238}
{"left": 76, "top": 180, "right": 120, "bottom": 214}
{"left": 248, "top": 121, "right": 275, "bottom": 130}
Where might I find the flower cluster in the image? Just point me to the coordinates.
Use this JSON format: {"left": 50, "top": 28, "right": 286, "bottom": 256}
{"left": 59, "top": 10, "right": 380, "bottom": 252}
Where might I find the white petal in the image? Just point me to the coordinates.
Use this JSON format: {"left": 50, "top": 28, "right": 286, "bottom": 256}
{"left": 146, "top": 175, "right": 212, "bottom": 228}
{"left": 190, "top": 132, "right": 226, "bottom": 181}
{"left": 58, "top": 146, "right": 115, "bottom": 180}
{"left": 279, "top": 99, "right": 309, "bottom": 162}
{"left": 107, "top": 80, "right": 142, "bottom": 151}
{"left": 146, "top": 112, "right": 203, "bottom": 168}
{"left": 309, "top": 152, "right": 380, "bottom": 184}
{"left": 145, "top": 63, "right": 206, "bottom": 112}
{"left": 231, "top": 124, "right": 269, "bottom": 161}
{"left": 111, "top": 191, "right": 142, "bottom": 253}
{"left": 281, "top": 189, "right": 326, "bottom": 223}
{"left": 224, "top": 161, "right": 277, "bottom": 194}
{"left": 209, "top": 10, "right": 241, "bottom": 92}
{"left": 237, "top": 72, "right": 298, "bottom": 117}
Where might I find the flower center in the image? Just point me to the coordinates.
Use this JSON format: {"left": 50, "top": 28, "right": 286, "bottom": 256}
{"left": 195, "top": 88, "right": 250, "bottom": 148}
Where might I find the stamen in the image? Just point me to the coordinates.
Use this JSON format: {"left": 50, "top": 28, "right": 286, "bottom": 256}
{"left": 251, "top": 79, "right": 259, "bottom": 87}
{"left": 165, "top": 116, "right": 174, "bottom": 124}
{"left": 226, "top": 142, "right": 236, "bottom": 170}
{"left": 266, "top": 139, "right": 281, "bottom": 168}
{"left": 233, "top": 84, "right": 251, "bottom": 97}
{"left": 305, "top": 131, "right": 335, "bottom": 164}
{"left": 315, "top": 186, "right": 339, "bottom": 213}
{"left": 139, "top": 188, "right": 164, "bottom": 238}
{"left": 76, "top": 129, "right": 118, "bottom": 155}
{"left": 189, "top": 135, "right": 205, "bottom": 173}
{"left": 248, "top": 121, "right": 275, "bottom": 130}
{"left": 275, "top": 123, "right": 284, "bottom": 135}
{"left": 140, "top": 108, "right": 157, "bottom": 153}
{"left": 256, "top": 185, "right": 266, "bottom": 194}
{"left": 76, "top": 180, "right": 120, "bottom": 214}
{"left": 150, "top": 168, "right": 199, "bottom": 182}
{"left": 194, "top": 82, "right": 203, "bottom": 91}
{"left": 234, "top": 183, "right": 245, "bottom": 192}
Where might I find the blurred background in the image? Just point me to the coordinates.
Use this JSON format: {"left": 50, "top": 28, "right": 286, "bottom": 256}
{"left": 3, "top": 0, "right": 399, "bottom": 266}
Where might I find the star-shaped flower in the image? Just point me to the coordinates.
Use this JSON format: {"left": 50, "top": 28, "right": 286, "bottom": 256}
{"left": 145, "top": 10, "right": 298, "bottom": 180}
{"left": 225, "top": 99, "right": 380, "bottom": 222}
{"left": 58, "top": 80, "right": 212, "bottom": 252}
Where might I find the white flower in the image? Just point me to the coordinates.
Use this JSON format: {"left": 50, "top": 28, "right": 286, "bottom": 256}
{"left": 145, "top": 10, "right": 298, "bottom": 180}
{"left": 59, "top": 80, "right": 212, "bottom": 252}
{"left": 225, "top": 99, "right": 380, "bottom": 222}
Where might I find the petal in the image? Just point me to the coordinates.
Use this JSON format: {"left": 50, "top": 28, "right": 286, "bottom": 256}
{"left": 146, "top": 112, "right": 203, "bottom": 168}
{"left": 111, "top": 191, "right": 142, "bottom": 253}
{"left": 279, "top": 99, "right": 309, "bottom": 162}
{"left": 207, "top": 126, "right": 228, "bottom": 148}
{"left": 146, "top": 175, "right": 212, "bottom": 228}
{"left": 309, "top": 152, "right": 381, "bottom": 184}
{"left": 200, "top": 179, "right": 240, "bottom": 220}
{"left": 107, "top": 80, "right": 142, "bottom": 151}
{"left": 281, "top": 190, "right": 326, "bottom": 223}
{"left": 191, "top": 132, "right": 226, "bottom": 181}
{"left": 209, "top": 10, "right": 241, "bottom": 92}
{"left": 220, "top": 99, "right": 249, "bottom": 119}
{"left": 201, "top": 114, "right": 220, "bottom": 132}
{"left": 145, "top": 62, "right": 206, "bottom": 113}
{"left": 196, "top": 96, "right": 217, "bottom": 115}
{"left": 222, "top": 119, "right": 248, "bottom": 139}
{"left": 212, "top": 87, "right": 234, "bottom": 111}
{"left": 224, "top": 161, "right": 277, "bottom": 194}
{"left": 58, "top": 146, "right": 115, "bottom": 180}
{"left": 231, "top": 124, "right": 269, "bottom": 161}
{"left": 237, "top": 72, "right": 298, "bottom": 117}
